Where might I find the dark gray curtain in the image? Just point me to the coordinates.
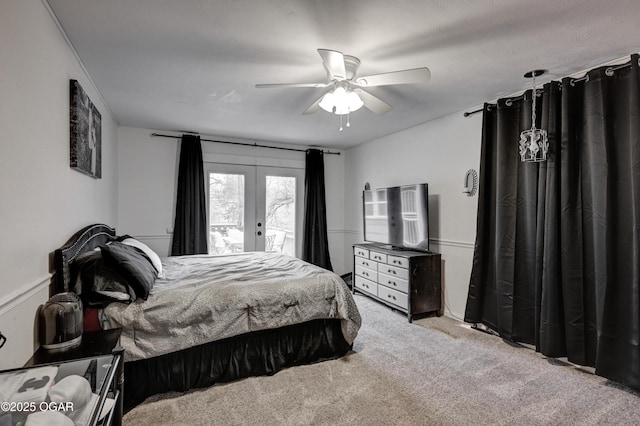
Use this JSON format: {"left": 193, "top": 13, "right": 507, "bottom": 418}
{"left": 171, "top": 134, "right": 208, "bottom": 256}
{"left": 465, "top": 54, "right": 640, "bottom": 390}
{"left": 302, "top": 149, "right": 333, "bottom": 271}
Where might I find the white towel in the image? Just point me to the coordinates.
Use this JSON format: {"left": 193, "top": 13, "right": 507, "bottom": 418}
{"left": 0, "top": 371, "right": 26, "bottom": 401}
{"left": 9, "top": 366, "right": 58, "bottom": 404}
{"left": 69, "top": 393, "right": 114, "bottom": 426}
{"left": 47, "top": 375, "right": 92, "bottom": 408}
{"left": 47, "top": 375, "right": 114, "bottom": 426}
{"left": 25, "top": 411, "right": 74, "bottom": 426}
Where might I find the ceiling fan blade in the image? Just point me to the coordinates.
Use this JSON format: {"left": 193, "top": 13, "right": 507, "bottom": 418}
{"left": 318, "top": 49, "right": 346, "bottom": 80}
{"left": 302, "top": 94, "right": 325, "bottom": 115}
{"left": 355, "top": 67, "right": 431, "bottom": 87}
{"left": 354, "top": 89, "right": 392, "bottom": 115}
{"left": 255, "top": 82, "right": 329, "bottom": 89}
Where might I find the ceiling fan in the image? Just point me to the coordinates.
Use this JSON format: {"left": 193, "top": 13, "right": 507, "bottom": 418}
{"left": 255, "top": 49, "right": 431, "bottom": 120}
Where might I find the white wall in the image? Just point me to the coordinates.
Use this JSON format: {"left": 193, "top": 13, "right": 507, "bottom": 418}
{"left": 117, "top": 127, "right": 348, "bottom": 273}
{"left": 344, "top": 111, "right": 483, "bottom": 320}
{"left": 0, "top": 0, "right": 119, "bottom": 368}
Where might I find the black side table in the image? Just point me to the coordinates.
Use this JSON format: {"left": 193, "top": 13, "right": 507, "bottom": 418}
{"left": 24, "top": 328, "right": 124, "bottom": 426}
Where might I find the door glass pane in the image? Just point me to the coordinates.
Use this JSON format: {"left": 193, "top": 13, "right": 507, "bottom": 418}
{"left": 209, "top": 173, "right": 245, "bottom": 254}
{"left": 265, "top": 175, "right": 296, "bottom": 256}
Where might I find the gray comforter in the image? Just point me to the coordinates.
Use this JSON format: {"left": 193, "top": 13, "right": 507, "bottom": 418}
{"left": 103, "top": 252, "right": 361, "bottom": 361}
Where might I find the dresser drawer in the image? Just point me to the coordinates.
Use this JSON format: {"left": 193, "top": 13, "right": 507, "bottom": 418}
{"left": 355, "top": 264, "right": 377, "bottom": 281}
{"left": 354, "top": 247, "right": 369, "bottom": 258}
{"left": 378, "top": 286, "right": 408, "bottom": 310}
{"left": 354, "top": 275, "right": 378, "bottom": 297}
{"left": 378, "top": 264, "right": 409, "bottom": 280}
{"left": 355, "top": 256, "right": 376, "bottom": 270}
{"left": 378, "top": 273, "right": 409, "bottom": 293}
{"left": 370, "top": 251, "right": 387, "bottom": 263}
{"left": 387, "top": 255, "right": 409, "bottom": 269}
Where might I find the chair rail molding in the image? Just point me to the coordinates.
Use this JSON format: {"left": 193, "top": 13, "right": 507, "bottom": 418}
{"left": 429, "top": 238, "right": 475, "bottom": 249}
{"left": 0, "top": 275, "right": 51, "bottom": 316}
{"left": 343, "top": 229, "right": 475, "bottom": 250}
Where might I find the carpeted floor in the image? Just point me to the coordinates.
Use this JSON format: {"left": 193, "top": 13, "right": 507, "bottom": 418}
{"left": 123, "top": 294, "right": 640, "bottom": 425}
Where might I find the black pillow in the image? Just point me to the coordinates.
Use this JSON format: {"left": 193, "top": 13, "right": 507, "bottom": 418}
{"left": 71, "top": 250, "right": 136, "bottom": 306}
{"left": 101, "top": 242, "right": 157, "bottom": 299}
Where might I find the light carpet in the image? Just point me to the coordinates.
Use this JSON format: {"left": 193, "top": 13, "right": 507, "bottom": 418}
{"left": 123, "top": 294, "right": 640, "bottom": 425}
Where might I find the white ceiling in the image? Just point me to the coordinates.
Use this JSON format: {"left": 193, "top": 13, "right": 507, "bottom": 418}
{"left": 45, "top": 0, "right": 640, "bottom": 149}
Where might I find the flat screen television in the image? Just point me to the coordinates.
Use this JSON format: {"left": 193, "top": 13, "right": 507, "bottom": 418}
{"left": 363, "top": 183, "right": 430, "bottom": 251}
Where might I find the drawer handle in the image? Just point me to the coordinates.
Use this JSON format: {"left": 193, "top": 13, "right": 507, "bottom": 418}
{"left": 388, "top": 280, "right": 396, "bottom": 286}
{"left": 389, "top": 270, "right": 396, "bottom": 275}
{"left": 364, "top": 262, "right": 369, "bottom": 267}
{"left": 363, "top": 271, "right": 369, "bottom": 277}
{"left": 387, "top": 294, "right": 397, "bottom": 300}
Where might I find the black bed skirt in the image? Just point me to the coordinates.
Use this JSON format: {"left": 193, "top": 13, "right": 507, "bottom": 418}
{"left": 123, "top": 318, "right": 351, "bottom": 410}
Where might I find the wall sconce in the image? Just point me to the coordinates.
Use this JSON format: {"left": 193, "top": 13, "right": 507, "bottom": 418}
{"left": 463, "top": 169, "right": 478, "bottom": 196}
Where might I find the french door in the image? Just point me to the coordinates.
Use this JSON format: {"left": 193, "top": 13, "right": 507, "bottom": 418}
{"left": 206, "top": 163, "right": 304, "bottom": 257}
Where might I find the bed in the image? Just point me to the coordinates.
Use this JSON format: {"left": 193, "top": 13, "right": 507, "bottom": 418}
{"left": 53, "top": 224, "right": 361, "bottom": 410}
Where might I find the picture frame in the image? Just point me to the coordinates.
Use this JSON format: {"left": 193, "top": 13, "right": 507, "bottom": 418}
{"left": 69, "top": 79, "right": 101, "bottom": 178}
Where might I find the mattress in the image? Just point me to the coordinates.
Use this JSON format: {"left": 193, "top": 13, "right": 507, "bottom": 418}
{"left": 102, "top": 252, "right": 361, "bottom": 361}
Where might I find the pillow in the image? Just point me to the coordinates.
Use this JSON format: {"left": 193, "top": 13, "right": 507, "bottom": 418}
{"left": 101, "top": 242, "right": 157, "bottom": 299}
{"left": 71, "top": 251, "right": 136, "bottom": 306}
{"left": 120, "top": 237, "right": 164, "bottom": 277}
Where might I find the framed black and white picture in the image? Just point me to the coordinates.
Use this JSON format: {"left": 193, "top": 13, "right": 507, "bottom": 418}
{"left": 70, "top": 79, "right": 101, "bottom": 178}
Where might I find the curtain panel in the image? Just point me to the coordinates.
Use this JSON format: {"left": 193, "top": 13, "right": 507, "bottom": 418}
{"left": 171, "top": 134, "right": 208, "bottom": 256}
{"left": 302, "top": 149, "right": 333, "bottom": 271}
{"left": 465, "top": 54, "right": 640, "bottom": 390}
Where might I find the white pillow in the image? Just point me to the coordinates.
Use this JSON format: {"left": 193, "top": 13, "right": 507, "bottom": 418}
{"left": 121, "top": 238, "right": 164, "bottom": 277}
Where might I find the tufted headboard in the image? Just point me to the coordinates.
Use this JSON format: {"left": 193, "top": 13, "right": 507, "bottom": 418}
{"left": 53, "top": 224, "right": 116, "bottom": 294}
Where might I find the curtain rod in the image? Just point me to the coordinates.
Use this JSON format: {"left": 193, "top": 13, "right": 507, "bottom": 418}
{"left": 150, "top": 133, "right": 341, "bottom": 155}
{"left": 463, "top": 108, "right": 483, "bottom": 117}
{"left": 568, "top": 61, "right": 633, "bottom": 86}
{"left": 463, "top": 91, "right": 538, "bottom": 117}
{"left": 463, "top": 58, "right": 637, "bottom": 117}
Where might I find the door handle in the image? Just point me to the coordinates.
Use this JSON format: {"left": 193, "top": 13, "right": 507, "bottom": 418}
{"left": 257, "top": 231, "right": 262, "bottom": 236}
{"left": 257, "top": 222, "right": 262, "bottom": 227}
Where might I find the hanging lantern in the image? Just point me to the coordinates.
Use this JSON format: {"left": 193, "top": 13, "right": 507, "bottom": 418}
{"left": 519, "top": 70, "right": 548, "bottom": 162}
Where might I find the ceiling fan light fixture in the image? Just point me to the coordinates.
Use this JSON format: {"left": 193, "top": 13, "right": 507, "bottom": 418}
{"left": 346, "top": 90, "right": 364, "bottom": 112}
{"left": 319, "top": 86, "right": 364, "bottom": 115}
{"left": 318, "top": 91, "right": 335, "bottom": 113}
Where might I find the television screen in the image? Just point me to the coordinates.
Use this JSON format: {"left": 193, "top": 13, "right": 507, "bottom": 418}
{"left": 363, "top": 183, "right": 429, "bottom": 251}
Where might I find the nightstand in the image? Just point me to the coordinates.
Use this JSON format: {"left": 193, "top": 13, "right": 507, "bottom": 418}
{"left": 11, "top": 328, "right": 124, "bottom": 426}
